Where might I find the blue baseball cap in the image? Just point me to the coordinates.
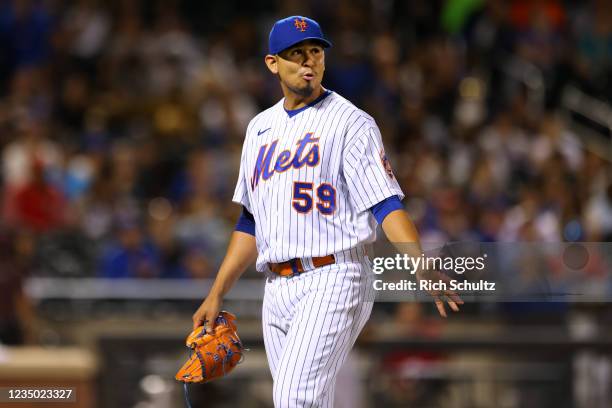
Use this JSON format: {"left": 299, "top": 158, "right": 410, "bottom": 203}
{"left": 268, "top": 16, "right": 332, "bottom": 55}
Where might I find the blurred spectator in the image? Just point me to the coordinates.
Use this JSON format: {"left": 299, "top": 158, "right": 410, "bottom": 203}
{"left": 4, "top": 158, "right": 67, "bottom": 233}
{"left": 510, "top": 0, "right": 567, "bottom": 70}
{"left": 179, "top": 243, "right": 214, "bottom": 279}
{"left": 585, "top": 183, "right": 612, "bottom": 241}
{"left": 0, "top": 0, "right": 54, "bottom": 73}
{"left": 2, "top": 118, "right": 62, "bottom": 188}
{"left": 571, "top": 0, "right": 612, "bottom": 101}
{"left": 529, "top": 113, "right": 583, "bottom": 171}
{"left": 146, "top": 196, "right": 182, "bottom": 278}
{"left": 78, "top": 161, "right": 118, "bottom": 241}
{"left": 56, "top": 72, "right": 91, "bottom": 136}
{"left": 325, "top": 30, "right": 373, "bottom": 107}
{"left": 2, "top": 66, "right": 53, "bottom": 126}
{"left": 60, "top": 0, "right": 111, "bottom": 64}
{"left": 98, "top": 219, "right": 161, "bottom": 279}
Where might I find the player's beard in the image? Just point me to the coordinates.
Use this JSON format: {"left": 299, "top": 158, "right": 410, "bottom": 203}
{"left": 284, "top": 78, "right": 315, "bottom": 98}
{"left": 287, "top": 83, "right": 314, "bottom": 98}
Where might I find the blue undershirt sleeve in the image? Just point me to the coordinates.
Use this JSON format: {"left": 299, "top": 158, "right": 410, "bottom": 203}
{"left": 369, "top": 195, "right": 404, "bottom": 224}
{"left": 235, "top": 206, "right": 256, "bottom": 236}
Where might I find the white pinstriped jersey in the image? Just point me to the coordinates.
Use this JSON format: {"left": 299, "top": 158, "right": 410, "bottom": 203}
{"left": 232, "top": 91, "right": 404, "bottom": 272}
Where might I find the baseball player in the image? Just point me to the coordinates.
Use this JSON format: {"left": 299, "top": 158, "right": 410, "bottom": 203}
{"left": 192, "top": 15, "right": 462, "bottom": 407}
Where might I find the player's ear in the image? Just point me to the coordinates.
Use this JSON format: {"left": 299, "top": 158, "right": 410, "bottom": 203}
{"left": 265, "top": 55, "right": 279, "bottom": 75}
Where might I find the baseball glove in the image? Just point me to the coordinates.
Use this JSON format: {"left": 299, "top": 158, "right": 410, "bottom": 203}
{"left": 175, "top": 311, "right": 245, "bottom": 383}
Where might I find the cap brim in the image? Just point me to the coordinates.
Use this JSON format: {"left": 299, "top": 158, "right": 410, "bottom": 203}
{"left": 273, "top": 37, "right": 332, "bottom": 55}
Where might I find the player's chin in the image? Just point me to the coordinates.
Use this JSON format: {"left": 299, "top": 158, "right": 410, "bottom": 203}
{"left": 293, "top": 82, "right": 315, "bottom": 97}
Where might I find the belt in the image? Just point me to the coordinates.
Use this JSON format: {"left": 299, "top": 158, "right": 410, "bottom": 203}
{"left": 268, "top": 255, "right": 336, "bottom": 277}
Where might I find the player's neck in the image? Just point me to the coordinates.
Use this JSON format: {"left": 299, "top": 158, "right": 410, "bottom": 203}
{"left": 282, "top": 86, "right": 325, "bottom": 111}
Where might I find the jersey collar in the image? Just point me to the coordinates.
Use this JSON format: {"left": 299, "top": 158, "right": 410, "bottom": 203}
{"left": 284, "top": 90, "right": 332, "bottom": 118}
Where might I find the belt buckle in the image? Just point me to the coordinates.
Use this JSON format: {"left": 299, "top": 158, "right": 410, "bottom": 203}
{"left": 289, "top": 259, "right": 299, "bottom": 278}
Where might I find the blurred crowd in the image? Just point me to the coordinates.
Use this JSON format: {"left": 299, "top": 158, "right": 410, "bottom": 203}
{"left": 0, "top": 0, "right": 611, "bottom": 280}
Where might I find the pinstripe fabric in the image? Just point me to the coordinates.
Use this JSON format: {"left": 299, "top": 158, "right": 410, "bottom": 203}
{"left": 232, "top": 92, "right": 404, "bottom": 272}
{"left": 262, "top": 251, "right": 375, "bottom": 408}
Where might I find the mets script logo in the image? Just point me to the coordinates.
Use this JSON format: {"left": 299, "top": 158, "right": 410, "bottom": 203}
{"left": 251, "top": 132, "right": 320, "bottom": 190}
{"left": 380, "top": 149, "right": 395, "bottom": 179}
{"left": 294, "top": 18, "right": 308, "bottom": 32}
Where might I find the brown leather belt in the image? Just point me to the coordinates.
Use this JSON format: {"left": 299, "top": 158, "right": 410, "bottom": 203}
{"left": 269, "top": 255, "right": 336, "bottom": 277}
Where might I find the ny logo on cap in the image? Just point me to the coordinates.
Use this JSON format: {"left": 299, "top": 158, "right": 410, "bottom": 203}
{"left": 294, "top": 18, "right": 308, "bottom": 32}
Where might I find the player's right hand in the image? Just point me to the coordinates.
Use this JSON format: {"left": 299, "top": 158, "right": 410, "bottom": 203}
{"left": 192, "top": 294, "right": 222, "bottom": 332}
{"left": 416, "top": 269, "right": 463, "bottom": 318}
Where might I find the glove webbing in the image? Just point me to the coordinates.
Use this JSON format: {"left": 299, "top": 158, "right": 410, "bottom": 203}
{"left": 181, "top": 335, "right": 246, "bottom": 408}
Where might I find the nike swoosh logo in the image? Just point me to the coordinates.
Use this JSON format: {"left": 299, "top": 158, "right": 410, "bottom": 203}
{"left": 257, "top": 128, "right": 271, "bottom": 136}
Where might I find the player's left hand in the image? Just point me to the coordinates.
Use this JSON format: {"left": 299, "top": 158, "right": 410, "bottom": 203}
{"left": 417, "top": 270, "right": 463, "bottom": 318}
